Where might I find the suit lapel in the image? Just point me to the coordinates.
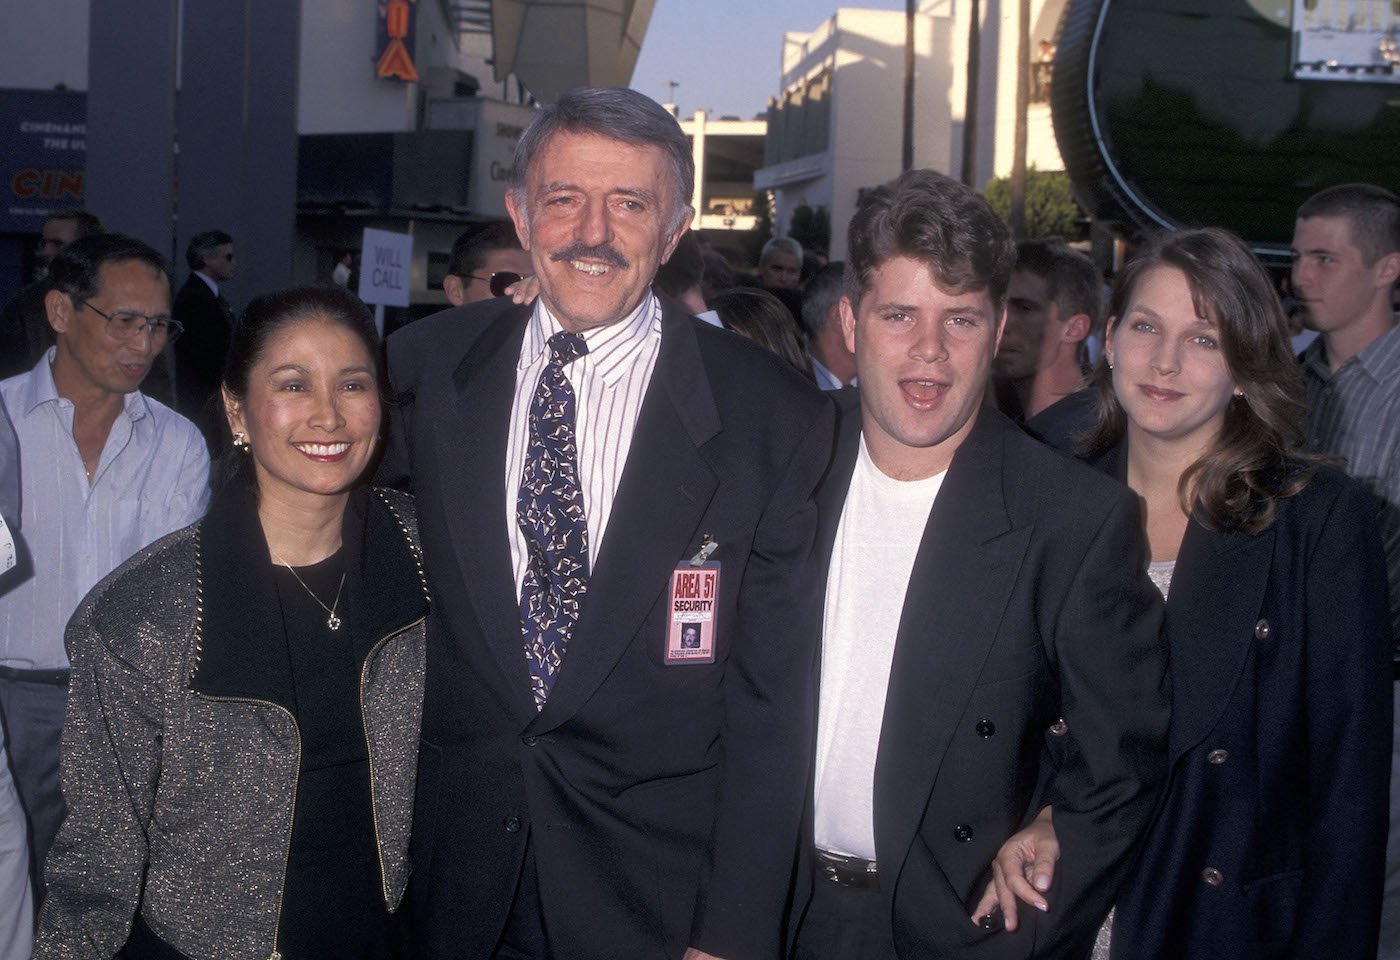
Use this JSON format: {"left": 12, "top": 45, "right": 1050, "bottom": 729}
{"left": 528, "top": 307, "right": 720, "bottom": 734}
{"left": 433, "top": 305, "right": 537, "bottom": 721}
{"left": 1163, "top": 517, "right": 1273, "bottom": 760}
{"left": 1093, "top": 440, "right": 1276, "bottom": 762}
{"left": 872, "top": 411, "right": 1033, "bottom": 877}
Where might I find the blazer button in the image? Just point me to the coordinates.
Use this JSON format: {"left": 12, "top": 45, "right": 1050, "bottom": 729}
{"left": 953, "top": 823, "right": 974, "bottom": 843}
{"left": 1254, "top": 619, "right": 1270, "bottom": 640}
{"left": 1207, "top": 749, "right": 1229, "bottom": 765}
{"left": 1049, "top": 719, "right": 1068, "bottom": 736}
{"left": 975, "top": 719, "right": 996, "bottom": 738}
{"left": 522, "top": 735, "right": 539, "bottom": 747}
{"left": 1201, "top": 867, "right": 1223, "bottom": 886}
{"left": 504, "top": 815, "right": 521, "bottom": 833}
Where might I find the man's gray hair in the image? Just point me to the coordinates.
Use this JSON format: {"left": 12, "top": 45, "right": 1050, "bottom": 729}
{"left": 800, "top": 261, "right": 846, "bottom": 337}
{"left": 509, "top": 86, "right": 695, "bottom": 233}
{"left": 760, "top": 236, "right": 803, "bottom": 266}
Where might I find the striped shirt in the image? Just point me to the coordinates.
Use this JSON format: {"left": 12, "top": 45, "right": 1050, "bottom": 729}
{"left": 0, "top": 351, "right": 210, "bottom": 669}
{"left": 1302, "top": 322, "right": 1400, "bottom": 658}
{"left": 506, "top": 293, "right": 662, "bottom": 595}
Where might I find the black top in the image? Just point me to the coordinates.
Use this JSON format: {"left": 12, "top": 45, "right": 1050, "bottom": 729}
{"left": 272, "top": 550, "right": 397, "bottom": 959}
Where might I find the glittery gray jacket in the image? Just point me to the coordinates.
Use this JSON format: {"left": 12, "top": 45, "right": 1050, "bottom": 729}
{"left": 35, "top": 485, "right": 429, "bottom": 960}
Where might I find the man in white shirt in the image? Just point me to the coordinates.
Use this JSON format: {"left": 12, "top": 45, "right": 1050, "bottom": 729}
{"left": 790, "top": 170, "right": 1167, "bottom": 959}
{"left": 0, "top": 233, "right": 209, "bottom": 898}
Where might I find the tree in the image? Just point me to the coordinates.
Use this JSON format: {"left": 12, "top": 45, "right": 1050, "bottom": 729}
{"left": 788, "top": 204, "right": 831, "bottom": 255}
{"left": 983, "top": 168, "right": 1084, "bottom": 239}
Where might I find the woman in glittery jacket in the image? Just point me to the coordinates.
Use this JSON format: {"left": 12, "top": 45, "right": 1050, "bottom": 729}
{"left": 35, "top": 287, "right": 429, "bottom": 960}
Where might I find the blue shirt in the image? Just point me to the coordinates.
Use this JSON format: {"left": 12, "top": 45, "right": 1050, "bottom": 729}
{"left": 0, "top": 351, "right": 210, "bottom": 669}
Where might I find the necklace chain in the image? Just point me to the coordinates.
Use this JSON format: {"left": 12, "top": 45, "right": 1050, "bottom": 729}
{"left": 272, "top": 552, "right": 346, "bottom": 631}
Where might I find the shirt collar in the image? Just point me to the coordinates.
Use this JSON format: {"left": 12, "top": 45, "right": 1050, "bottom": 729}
{"left": 1305, "top": 320, "right": 1400, "bottom": 385}
{"left": 18, "top": 347, "right": 150, "bottom": 423}
{"left": 520, "top": 291, "right": 662, "bottom": 387}
{"left": 196, "top": 271, "right": 219, "bottom": 297}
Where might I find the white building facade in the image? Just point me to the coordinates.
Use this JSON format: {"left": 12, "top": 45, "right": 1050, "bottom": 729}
{"left": 755, "top": 0, "right": 1067, "bottom": 259}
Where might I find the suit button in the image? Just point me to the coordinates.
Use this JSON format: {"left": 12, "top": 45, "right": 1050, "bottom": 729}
{"left": 522, "top": 735, "right": 539, "bottom": 746}
{"left": 975, "top": 719, "right": 996, "bottom": 738}
{"left": 504, "top": 816, "right": 521, "bottom": 833}
{"left": 1207, "top": 749, "right": 1229, "bottom": 765}
{"left": 953, "top": 823, "right": 974, "bottom": 843}
{"left": 1049, "top": 719, "right": 1068, "bottom": 736}
{"left": 1254, "top": 619, "right": 1270, "bottom": 640}
{"left": 1201, "top": 867, "right": 1223, "bottom": 886}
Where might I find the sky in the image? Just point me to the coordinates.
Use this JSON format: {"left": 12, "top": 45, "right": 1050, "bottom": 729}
{"left": 630, "top": 0, "right": 909, "bottom": 120}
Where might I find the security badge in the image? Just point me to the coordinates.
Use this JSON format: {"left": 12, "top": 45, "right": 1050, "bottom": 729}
{"left": 666, "top": 535, "right": 719, "bottom": 665}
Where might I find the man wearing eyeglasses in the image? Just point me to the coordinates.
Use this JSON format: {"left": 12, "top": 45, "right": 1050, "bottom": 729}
{"left": 0, "top": 210, "right": 103, "bottom": 381}
{"left": 173, "top": 229, "right": 237, "bottom": 449}
{"left": 442, "top": 219, "right": 534, "bottom": 306}
{"left": 0, "top": 233, "right": 209, "bottom": 903}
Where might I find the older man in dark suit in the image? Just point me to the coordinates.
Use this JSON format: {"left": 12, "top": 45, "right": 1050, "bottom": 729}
{"left": 788, "top": 170, "right": 1169, "bottom": 960}
{"left": 385, "top": 87, "right": 831, "bottom": 960}
{"left": 171, "top": 228, "right": 235, "bottom": 448}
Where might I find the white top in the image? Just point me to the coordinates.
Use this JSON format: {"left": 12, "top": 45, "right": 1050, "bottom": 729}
{"left": 1147, "top": 559, "right": 1176, "bottom": 602}
{"left": 194, "top": 271, "right": 218, "bottom": 297}
{"left": 814, "top": 436, "right": 946, "bottom": 859}
{"left": 0, "top": 352, "right": 210, "bottom": 669}
{"left": 331, "top": 262, "right": 352, "bottom": 288}
{"left": 506, "top": 293, "right": 662, "bottom": 594}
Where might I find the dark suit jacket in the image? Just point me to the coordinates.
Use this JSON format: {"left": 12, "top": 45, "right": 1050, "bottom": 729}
{"left": 171, "top": 273, "right": 233, "bottom": 441}
{"left": 1082, "top": 446, "right": 1394, "bottom": 959}
{"left": 793, "top": 390, "right": 1169, "bottom": 959}
{"left": 0, "top": 279, "right": 55, "bottom": 380}
{"left": 384, "top": 296, "right": 834, "bottom": 960}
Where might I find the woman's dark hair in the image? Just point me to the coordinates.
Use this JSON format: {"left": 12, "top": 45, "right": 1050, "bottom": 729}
{"left": 710, "top": 287, "right": 815, "bottom": 381}
{"left": 1082, "top": 227, "right": 1320, "bottom": 533}
{"left": 216, "top": 286, "right": 383, "bottom": 489}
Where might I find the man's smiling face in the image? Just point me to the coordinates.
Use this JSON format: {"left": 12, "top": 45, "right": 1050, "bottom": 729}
{"left": 506, "top": 130, "right": 690, "bottom": 333}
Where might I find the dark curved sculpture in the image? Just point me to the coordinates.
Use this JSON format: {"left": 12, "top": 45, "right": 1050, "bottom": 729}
{"left": 1053, "top": 0, "right": 1400, "bottom": 249}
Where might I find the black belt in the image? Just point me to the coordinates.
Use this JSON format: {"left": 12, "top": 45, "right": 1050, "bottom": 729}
{"left": 814, "top": 848, "right": 878, "bottom": 889}
{"left": 0, "top": 665, "right": 71, "bottom": 686}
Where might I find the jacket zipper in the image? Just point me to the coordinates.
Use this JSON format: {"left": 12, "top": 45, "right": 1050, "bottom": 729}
{"left": 360, "top": 616, "right": 426, "bottom": 906}
{"left": 192, "top": 691, "right": 300, "bottom": 960}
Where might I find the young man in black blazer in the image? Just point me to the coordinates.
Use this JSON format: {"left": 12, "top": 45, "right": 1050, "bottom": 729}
{"left": 789, "top": 170, "right": 1169, "bottom": 960}
{"left": 384, "top": 87, "right": 832, "bottom": 960}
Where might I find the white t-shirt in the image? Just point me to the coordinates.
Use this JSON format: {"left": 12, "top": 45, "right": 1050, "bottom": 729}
{"left": 813, "top": 436, "right": 946, "bottom": 859}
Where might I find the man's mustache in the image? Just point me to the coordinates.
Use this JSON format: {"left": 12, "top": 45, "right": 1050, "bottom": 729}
{"left": 550, "top": 243, "right": 630, "bottom": 270}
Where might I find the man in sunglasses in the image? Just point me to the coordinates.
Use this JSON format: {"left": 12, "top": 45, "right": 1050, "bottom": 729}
{"left": 442, "top": 219, "right": 533, "bottom": 306}
{"left": 0, "top": 233, "right": 208, "bottom": 905}
{"left": 173, "top": 228, "right": 237, "bottom": 449}
{"left": 0, "top": 209, "right": 104, "bottom": 381}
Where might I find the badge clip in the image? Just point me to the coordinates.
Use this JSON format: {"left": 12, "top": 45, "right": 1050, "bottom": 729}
{"left": 689, "top": 534, "right": 718, "bottom": 567}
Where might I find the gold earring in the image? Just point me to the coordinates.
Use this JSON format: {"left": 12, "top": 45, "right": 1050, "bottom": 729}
{"left": 233, "top": 432, "right": 249, "bottom": 452}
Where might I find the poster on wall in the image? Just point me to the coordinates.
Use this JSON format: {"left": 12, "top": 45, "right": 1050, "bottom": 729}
{"left": 0, "top": 89, "right": 86, "bottom": 233}
{"left": 1292, "top": 0, "right": 1400, "bottom": 82}
{"left": 377, "top": 0, "right": 420, "bottom": 83}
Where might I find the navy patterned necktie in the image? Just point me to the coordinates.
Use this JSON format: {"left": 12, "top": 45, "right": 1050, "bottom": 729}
{"left": 517, "top": 331, "right": 590, "bottom": 708}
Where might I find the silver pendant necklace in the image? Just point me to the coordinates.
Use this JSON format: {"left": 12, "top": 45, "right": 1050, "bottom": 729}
{"left": 272, "top": 553, "right": 346, "bottom": 631}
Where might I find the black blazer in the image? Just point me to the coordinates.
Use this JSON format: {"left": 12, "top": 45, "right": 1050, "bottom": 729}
{"left": 171, "top": 273, "right": 233, "bottom": 436}
{"left": 793, "top": 390, "right": 1170, "bottom": 959}
{"left": 1086, "top": 445, "right": 1394, "bottom": 959}
{"left": 384, "top": 296, "right": 834, "bottom": 960}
